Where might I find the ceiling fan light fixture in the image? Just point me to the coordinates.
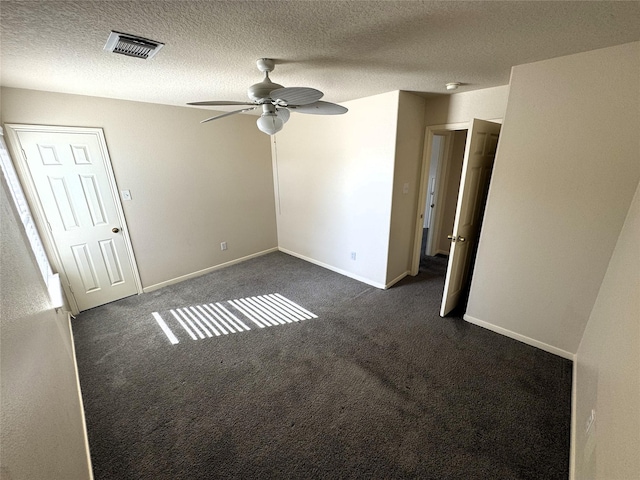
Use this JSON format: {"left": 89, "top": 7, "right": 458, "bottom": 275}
{"left": 257, "top": 114, "right": 284, "bottom": 135}
{"left": 189, "top": 59, "right": 347, "bottom": 134}
{"left": 276, "top": 108, "right": 290, "bottom": 124}
{"left": 257, "top": 105, "right": 284, "bottom": 135}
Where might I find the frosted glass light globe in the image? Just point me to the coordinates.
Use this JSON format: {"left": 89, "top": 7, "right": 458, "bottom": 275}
{"left": 256, "top": 114, "right": 284, "bottom": 135}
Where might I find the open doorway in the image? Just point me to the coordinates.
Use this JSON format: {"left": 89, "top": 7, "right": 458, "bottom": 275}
{"left": 412, "top": 120, "right": 501, "bottom": 316}
{"left": 419, "top": 130, "right": 468, "bottom": 264}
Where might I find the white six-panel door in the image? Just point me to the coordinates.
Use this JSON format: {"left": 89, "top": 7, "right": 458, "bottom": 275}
{"left": 440, "top": 119, "right": 501, "bottom": 317}
{"left": 6, "top": 125, "right": 140, "bottom": 312}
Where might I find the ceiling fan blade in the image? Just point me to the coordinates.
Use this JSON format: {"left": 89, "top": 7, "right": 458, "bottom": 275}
{"left": 200, "top": 107, "right": 258, "bottom": 124}
{"left": 276, "top": 107, "right": 290, "bottom": 124}
{"left": 269, "top": 87, "right": 323, "bottom": 106}
{"left": 188, "top": 100, "right": 256, "bottom": 106}
{"left": 288, "top": 101, "right": 348, "bottom": 115}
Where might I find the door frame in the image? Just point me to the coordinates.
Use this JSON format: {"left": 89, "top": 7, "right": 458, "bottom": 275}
{"left": 411, "top": 119, "right": 503, "bottom": 276}
{"left": 4, "top": 124, "right": 143, "bottom": 314}
{"left": 425, "top": 130, "right": 455, "bottom": 257}
{"left": 411, "top": 122, "right": 469, "bottom": 275}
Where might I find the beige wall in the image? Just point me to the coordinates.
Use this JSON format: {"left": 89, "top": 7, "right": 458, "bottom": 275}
{"left": 573, "top": 180, "right": 640, "bottom": 480}
{"left": 1, "top": 177, "right": 92, "bottom": 480}
{"left": 466, "top": 42, "right": 639, "bottom": 356}
{"left": 386, "top": 92, "right": 426, "bottom": 284}
{"left": 275, "top": 85, "right": 507, "bottom": 287}
{"left": 424, "top": 85, "right": 509, "bottom": 126}
{"left": 1, "top": 87, "right": 277, "bottom": 290}
{"left": 274, "top": 91, "right": 400, "bottom": 287}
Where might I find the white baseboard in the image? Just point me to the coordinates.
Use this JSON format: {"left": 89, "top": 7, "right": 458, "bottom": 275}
{"left": 143, "top": 247, "right": 279, "bottom": 293}
{"left": 463, "top": 313, "right": 576, "bottom": 360}
{"left": 278, "top": 248, "right": 387, "bottom": 289}
{"left": 435, "top": 249, "right": 450, "bottom": 256}
{"left": 569, "top": 357, "right": 578, "bottom": 480}
{"left": 66, "top": 312, "right": 95, "bottom": 480}
{"left": 386, "top": 271, "right": 409, "bottom": 289}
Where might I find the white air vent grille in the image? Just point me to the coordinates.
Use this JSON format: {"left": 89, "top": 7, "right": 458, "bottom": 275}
{"left": 104, "top": 31, "right": 164, "bottom": 60}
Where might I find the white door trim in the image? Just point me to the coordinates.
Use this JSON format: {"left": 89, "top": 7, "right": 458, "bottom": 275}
{"left": 4, "top": 124, "right": 142, "bottom": 314}
{"left": 411, "top": 122, "right": 469, "bottom": 275}
{"left": 410, "top": 120, "right": 503, "bottom": 276}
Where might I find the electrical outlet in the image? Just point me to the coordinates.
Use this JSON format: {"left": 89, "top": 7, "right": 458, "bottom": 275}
{"left": 351, "top": 251, "right": 356, "bottom": 260}
{"left": 220, "top": 242, "right": 227, "bottom": 251}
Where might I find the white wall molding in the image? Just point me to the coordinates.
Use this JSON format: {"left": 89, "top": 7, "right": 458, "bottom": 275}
{"left": 386, "top": 271, "right": 409, "bottom": 289}
{"left": 278, "top": 247, "right": 387, "bottom": 290}
{"left": 67, "top": 312, "right": 95, "bottom": 480}
{"left": 463, "top": 313, "right": 576, "bottom": 360}
{"left": 143, "top": 248, "right": 278, "bottom": 293}
{"left": 569, "top": 357, "right": 578, "bottom": 480}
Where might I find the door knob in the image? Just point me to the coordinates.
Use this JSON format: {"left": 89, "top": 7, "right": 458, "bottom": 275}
{"left": 112, "top": 227, "right": 120, "bottom": 233}
{"left": 458, "top": 236, "right": 466, "bottom": 242}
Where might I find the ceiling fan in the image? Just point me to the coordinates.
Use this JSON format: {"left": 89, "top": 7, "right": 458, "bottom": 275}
{"left": 188, "top": 58, "right": 348, "bottom": 135}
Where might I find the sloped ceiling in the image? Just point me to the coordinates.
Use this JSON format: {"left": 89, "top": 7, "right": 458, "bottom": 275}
{"left": 1, "top": 1, "right": 639, "bottom": 109}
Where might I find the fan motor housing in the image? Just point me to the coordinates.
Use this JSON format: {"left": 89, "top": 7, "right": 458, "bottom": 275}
{"left": 248, "top": 77, "right": 284, "bottom": 102}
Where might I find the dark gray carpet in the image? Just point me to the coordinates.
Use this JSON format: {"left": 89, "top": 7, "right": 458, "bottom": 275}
{"left": 72, "top": 252, "right": 572, "bottom": 480}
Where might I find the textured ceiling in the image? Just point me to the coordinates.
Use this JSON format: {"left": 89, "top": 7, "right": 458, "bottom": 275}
{"left": 1, "top": 1, "right": 639, "bottom": 110}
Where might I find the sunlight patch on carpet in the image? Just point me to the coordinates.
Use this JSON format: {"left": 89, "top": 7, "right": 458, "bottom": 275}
{"left": 151, "top": 294, "right": 317, "bottom": 344}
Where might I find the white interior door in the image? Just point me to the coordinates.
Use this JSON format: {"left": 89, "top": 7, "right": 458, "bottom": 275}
{"left": 440, "top": 119, "right": 501, "bottom": 317}
{"left": 7, "top": 125, "right": 140, "bottom": 312}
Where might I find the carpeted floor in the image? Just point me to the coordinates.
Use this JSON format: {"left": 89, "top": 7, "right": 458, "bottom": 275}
{"left": 72, "top": 251, "right": 572, "bottom": 480}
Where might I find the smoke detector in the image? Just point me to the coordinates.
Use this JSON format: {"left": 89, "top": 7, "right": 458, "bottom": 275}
{"left": 104, "top": 31, "right": 164, "bottom": 60}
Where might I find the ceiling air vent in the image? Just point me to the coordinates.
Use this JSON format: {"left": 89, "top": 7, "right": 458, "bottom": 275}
{"left": 104, "top": 31, "right": 164, "bottom": 60}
